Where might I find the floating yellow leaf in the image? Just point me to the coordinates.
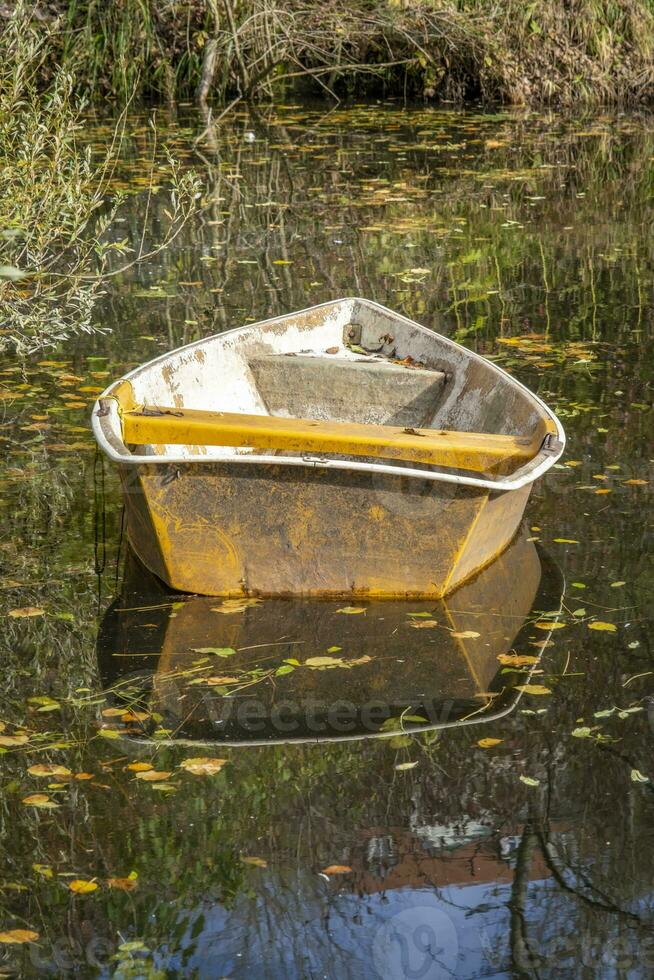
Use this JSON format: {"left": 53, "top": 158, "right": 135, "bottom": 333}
{"left": 121, "top": 711, "right": 150, "bottom": 723}
{"left": 179, "top": 757, "right": 227, "bottom": 776}
{"left": 27, "top": 764, "right": 72, "bottom": 778}
{"left": 69, "top": 880, "right": 98, "bottom": 894}
{"left": 409, "top": 619, "right": 439, "bottom": 629}
{"left": 21, "top": 794, "right": 60, "bottom": 808}
{"left": 211, "top": 598, "right": 261, "bottom": 614}
{"left": 107, "top": 876, "right": 138, "bottom": 891}
{"left": 322, "top": 865, "right": 353, "bottom": 875}
{"left": 623, "top": 479, "right": 648, "bottom": 486}
{"left": 101, "top": 707, "right": 125, "bottom": 717}
{"left": 451, "top": 630, "right": 480, "bottom": 639}
{"left": 241, "top": 856, "right": 268, "bottom": 867}
{"left": 553, "top": 538, "right": 579, "bottom": 544}
{"left": 0, "top": 734, "right": 29, "bottom": 746}
{"left": 0, "top": 929, "right": 39, "bottom": 944}
{"left": 305, "top": 656, "right": 346, "bottom": 669}
{"left": 335, "top": 607, "right": 367, "bottom": 615}
{"left": 588, "top": 621, "right": 617, "bottom": 632}
{"left": 519, "top": 776, "right": 540, "bottom": 787}
{"left": 8, "top": 607, "right": 45, "bottom": 618}
{"left": 126, "top": 762, "right": 153, "bottom": 772}
{"left": 478, "top": 738, "right": 503, "bottom": 748}
{"left": 631, "top": 769, "right": 649, "bottom": 783}
{"left": 497, "top": 654, "right": 538, "bottom": 666}
{"left": 516, "top": 684, "right": 552, "bottom": 695}
{"left": 534, "top": 621, "right": 565, "bottom": 630}
{"left": 395, "top": 761, "right": 419, "bottom": 770}
{"left": 206, "top": 676, "right": 240, "bottom": 685}
{"left": 32, "top": 864, "right": 53, "bottom": 878}
{"left": 134, "top": 770, "right": 172, "bottom": 782}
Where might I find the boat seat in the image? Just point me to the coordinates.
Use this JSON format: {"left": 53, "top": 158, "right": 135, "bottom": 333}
{"left": 247, "top": 353, "right": 447, "bottom": 427}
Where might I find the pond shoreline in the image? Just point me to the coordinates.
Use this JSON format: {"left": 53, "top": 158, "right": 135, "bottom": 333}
{"left": 9, "top": 1, "right": 654, "bottom": 107}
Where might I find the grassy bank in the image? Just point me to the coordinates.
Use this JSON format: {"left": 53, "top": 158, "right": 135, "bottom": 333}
{"left": 10, "top": 0, "right": 654, "bottom": 106}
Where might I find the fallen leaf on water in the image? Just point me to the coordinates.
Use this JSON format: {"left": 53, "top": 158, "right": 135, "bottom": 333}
{"left": 206, "top": 676, "right": 240, "bottom": 685}
{"left": 520, "top": 776, "right": 540, "bottom": 787}
{"left": 322, "top": 865, "right": 352, "bottom": 875}
{"left": 409, "top": 620, "right": 439, "bottom": 629}
{"left": 121, "top": 711, "right": 150, "bottom": 723}
{"left": 241, "top": 856, "right": 268, "bottom": 867}
{"left": 623, "top": 479, "right": 648, "bottom": 486}
{"left": 126, "top": 762, "right": 153, "bottom": 772}
{"left": 27, "top": 764, "right": 72, "bottom": 778}
{"left": 101, "top": 708, "right": 126, "bottom": 717}
{"left": 571, "top": 727, "right": 592, "bottom": 738}
{"left": 395, "top": 761, "right": 419, "bottom": 770}
{"left": 335, "top": 607, "right": 366, "bottom": 615}
{"left": 211, "top": 599, "right": 261, "bottom": 614}
{"left": 516, "top": 684, "right": 552, "bottom": 695}
{"left": 179, "top": 757, "right": 227, "bottom": 776}
{"left": 8, "top": 607, "right": 45, "bottom": 618}
{"left": 191, "top": 647, "right": 236, "bottom": 657}
{"left": 0, "top": 929, "right": 39, "bottom": 944}
{"left": 107, "top": 875, "right": 138, "bottom": 891}
{"left": 33, "top": 864, "right": 53, "bottom": 878}
{"left": 497, "top": 654, "right": 538, "bottom": 666}
{"left": 134, "top": 770, "right": 172, "bottom": 782}
{"left": 74, "top": 773, "right": 93, "bottom": 780}
{"left": 69, "top": 880, "right": 98, "bottom": 894}
{"left": 534, "top": 621, "right": 565, "bottom": 630}
{"left": 21, "top": 794, "right": 60, "bottom": 808}
{"left": 588, "top": 621, "right": 617, "bottom": 632}
{"left": 478, "top": 738, "right": 503, "bottom": 748}
{"left": 305, "top": 656, "right": 347, "bottom": 669}
{"left": 0, "top": 734, "right": 29, "bottom": 746}
{"left": 450, "top": 630, "right": 481, "bottom": 639}
{"left": 304, "top": 655, "right": 371, "bottom": 670}
{"left": 610, "top": 581, "right": 625, "bottom": 588}
{"left": 631, "top": 769, "right": 649, "bottom": 783}
{"left": 553, "top": 538, "right": 579, "bottom": 544}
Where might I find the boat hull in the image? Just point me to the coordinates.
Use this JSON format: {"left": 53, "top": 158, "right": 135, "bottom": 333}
{"left": 119, "top": 458, "right": 532, "bottom": 597}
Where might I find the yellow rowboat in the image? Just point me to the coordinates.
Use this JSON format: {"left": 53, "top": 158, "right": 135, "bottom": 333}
{"left": 93, "top": 298, "right": 565, "bottom": 598}
{"left": 96, "top": 531, "right": 564, "bottom": 745}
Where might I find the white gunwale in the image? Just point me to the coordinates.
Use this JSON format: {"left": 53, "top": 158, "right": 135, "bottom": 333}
{"left": 92, "top": 298, "right": 565, "bottom": 492}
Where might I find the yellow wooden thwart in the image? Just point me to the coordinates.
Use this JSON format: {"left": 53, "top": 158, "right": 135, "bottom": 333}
{"left": 120, "top": 404, "right": 536, "bottom": 475}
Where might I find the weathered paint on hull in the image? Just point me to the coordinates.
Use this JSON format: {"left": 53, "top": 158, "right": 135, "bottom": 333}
{"left": 119, "top": 459, "right": 532, "bottom": 597}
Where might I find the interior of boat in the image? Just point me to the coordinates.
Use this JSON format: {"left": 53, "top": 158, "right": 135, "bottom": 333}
{"left": 100, "top": 298, "right": 560, "bottom": 479}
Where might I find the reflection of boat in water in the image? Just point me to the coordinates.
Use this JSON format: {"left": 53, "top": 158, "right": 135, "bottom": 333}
{"left": 97, "top": 529, "right": 563, "bottom": 744}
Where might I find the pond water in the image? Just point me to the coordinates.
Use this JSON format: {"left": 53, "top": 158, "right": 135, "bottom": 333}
{"left": 1, "top": 102, "right": 653, "bottom": 978}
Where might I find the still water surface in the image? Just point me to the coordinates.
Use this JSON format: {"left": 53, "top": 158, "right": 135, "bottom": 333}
{"left": 1, "top": 102, "right": 653, "bottom": 978}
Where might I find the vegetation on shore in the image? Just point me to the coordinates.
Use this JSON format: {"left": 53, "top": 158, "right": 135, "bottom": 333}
{"left": 8, "top": 0, "right": 654, "bottom": 107}
{"left": 0, "top": 6, "right": 199, "bottom": 354}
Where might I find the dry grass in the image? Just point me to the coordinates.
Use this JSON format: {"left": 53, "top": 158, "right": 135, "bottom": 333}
{"left": 11, "top": 0, "right": 654, "bottom": 106}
